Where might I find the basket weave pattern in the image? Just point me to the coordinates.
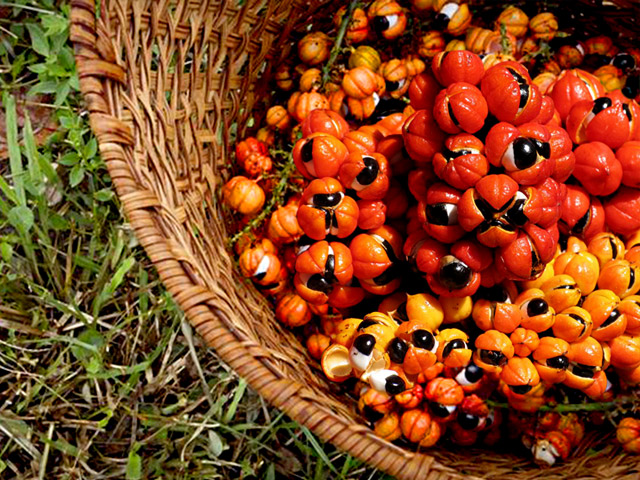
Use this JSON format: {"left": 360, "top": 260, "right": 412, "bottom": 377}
{"left": 71, "top": 1, "right": 640, "bottom": 478}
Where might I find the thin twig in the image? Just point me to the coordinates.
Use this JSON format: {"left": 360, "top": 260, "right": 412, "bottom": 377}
{"left": 487, "top": 394, "right": 640, "bottom": 413}
{"left": 0, "top": 2, "right": 60, "bottom": 15}
{"left": 0, "top": 24, "right": 17, "bottom": 39}
{"left": 322, "top": 0, "right": 358, "bottom": 87}
{"left": 499, "top": 23, "right": 512, "bottom": 56}
{"left": 38, "top": 423, "right": 54, "bottom": 480}
{"left": 181, "top": 318, "right": 215, "bottom": 409}
{"left": 227, "top": 150, "right": 299, "bottom": 247}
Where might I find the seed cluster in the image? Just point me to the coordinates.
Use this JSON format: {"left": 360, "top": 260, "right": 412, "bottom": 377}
{"left": 222, "top": 0, "right": 640, "bottom": 464}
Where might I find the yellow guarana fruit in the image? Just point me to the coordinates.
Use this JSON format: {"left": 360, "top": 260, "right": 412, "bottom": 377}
{"left": 440, "top": 296, "right": 473, "bottom": 324}
{"left": 405, "top": 293, "right": 444, "bottom": 331}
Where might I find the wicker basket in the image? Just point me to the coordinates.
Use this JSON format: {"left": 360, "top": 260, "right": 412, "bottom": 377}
{"left": 70, "top": 1, "right": 640, "bottom": 478}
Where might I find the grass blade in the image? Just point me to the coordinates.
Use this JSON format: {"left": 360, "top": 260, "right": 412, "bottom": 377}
{"left": 22, "top": 114, "right": 43, "bottom": 193}
{"left": 126, "top": 450, "right": 142, "bottom": 480}
{"left": 3, "top": 92, "right": 26, "bottom": 206}
{"left": 301, "top": 427, "right": 338, "bottom": 474}
{"left": 223, "top": 378, "right": 247, "bottom": 424}
{"left": 92, "top": 256, "right": 135, "bottom": 316}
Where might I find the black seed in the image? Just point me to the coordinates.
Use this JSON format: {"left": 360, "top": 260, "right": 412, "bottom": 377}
{"left": 330, "top": 210, "right": 339, "bottom": 230}
{"left": 458, "top": 412, "right": 480, "bottom": 430}
{"left": 582, "top": 53, "right": 611, "bottom": 69}
{"left": 353, "top": 333, "right": 376, "bottom": 355}
{"left": 426, "top": 203, "right": 457, "bottom": 226}
{"left": 429, "top": 401, "right": 453, "bottom": 418}
{"left": 508, "top": 68, "right": 527, "bottom": 85}
{"left": 297, "top": 235, "right": 314, "bottom": 251}
{"left": 313, "top": 193, "right": 342, "bottom": 208}
{"left": 510, "top": 384, "right": 533, "bottom": 395}
{"left": 362, "top": 405, "right": 384, "bottom": 423}
{"left": 610, "top": 237, "right": 620, "bottom": 259}
{"left": 623, "top": 75, "right": 640, "bottom": 99}
{"left": 442, "top": 146, "right": 457, "bottom": 161}
{"left": 601, "top": 309, "right": 622, "bottom": 328}
{"left": 592, "top": 97, "right": 612, "bottom": 114}
{"left": 307, "top": 273, "right": 331, "bottom": 294}
{"left": 385, "top": 375, "right": 406, "bottom": 395}
{"left": 385, "top": 79, "right": 400, "bottom": 92}
{"left": 568, "top": 313, "right": 588, "bottom": 337}
{"left": 464, "top": 362, "right": 484, "bottom": 383}
{"left": 442, "top": 339, "right": 467, "bottom": 358}
{"left": 527, "top": 298, "right": 549, "bottom": 317}
{"left": 372, "top": 265, "right": 398, "bottom": 286}
{"left": 356, "top": 156, "right": 379, "bottom": 186}
{"left": 443, "top": 147, "right": 473, "bottom": 161}
{"left": 413, "top": 329, "right": 436, "bottom": 351}
{"left": 371, "top": 98, "right": 407, "bottom": 122}
{"left": 440, "top": 260, "right": 472, "bottom": 290}
{"left": 485, "top": 412, "right": 494, "bottom": 428}
{"left": 388, "top": 338, "right": 409, "bottom": 364}
{"left": 530, "top": 246, "right": 542, "bottom": 276}
{"left": 479, "top": 349, "right": 506, "bottom": 367}
{"left": 538, "top": 328, "right": 555, "bottom": 338}
{"left": 301, "top": 139, "right": 314, "bottom": 163}
{"left": 490, "top": 218, "right": 511, "bottom": 228}
{"left": 630, "top": 267, "right": 637, "bottom": 290}
{"left": 547, "top": 355, "right": 569, "bottom": 370}
{"left": 613, "top": 53, "right": 636, "bottom": 71}
{"left": 448, "top": 101, "right": 459, "bottom": 126}
{"left": 474, "top": 199, "right": 496, "bottom": 222}
{"left": 394, "top": 301, "right": 409, "bottom": 322}
{"left": 357, "top": 319, "right": 378, "bottom": 331}
{"left": 503, "top": 198, "right": 528, "bottom": 226}
{"left": 433, "top": 13, "right": 450, "bottom": 30}
{"left": 512, "top": 137, "right": 537, "bottom": 169}
{"left": 254, "top": 268, "right": 267, "bottom": 281}
{"left": 572, "top": 363, "right": 596, "bottom": 379}
{"left": 379, "top": 238, "right": 399, "bottom": 263}
{"left": 324, "top": 253, "right": 335, "bottom": 283}
{"left": 573, "top": 208, "right": 591, "bottom": 234}
{"left": 476, "top": 285, "right": 510, "bottom": 303}
{"left": 623, "top": 86, "right": 638, "bottom": 99}
{"left": 519, "top": 84, "right": 530, "bottom": 109}
{"left": 624, "top": 104, "right": 633, "bottom": 121}
{"left": 568, "top": 313, "right": 584, "bottom": 322}
{"left": 323, "top": 208, "right": 331, "bottom": 232}
{"left": 558, "top": 235, "right": 569, "bottom": 252}
{"left": 565, "top": 387, "right": 587, "bottom": 404}
{"left": 372, "top": 15, "right": 390, "bottom": 34}
{"left": 480, "top": 219, "right": 515, "bottom": 233}
{"left": 532, "top": 139, "right": 551, "bottom": 159}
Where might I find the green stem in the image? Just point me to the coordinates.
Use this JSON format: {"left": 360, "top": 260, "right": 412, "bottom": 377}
{"left": 322, "top": 0, "right": 358, "bottom": 87}
{"left": 227, "top": 151, "right": 297, "bottom": 247}
{"left": 499, "top": 23, "right": 511, "bottom": 56}
{"left": 486, "top": 394, "right": 640, "bottom": 413}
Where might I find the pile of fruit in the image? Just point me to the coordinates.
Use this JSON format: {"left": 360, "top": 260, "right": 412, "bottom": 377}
{"left": 221, "top": 0, "right": 640, "bottom": 464}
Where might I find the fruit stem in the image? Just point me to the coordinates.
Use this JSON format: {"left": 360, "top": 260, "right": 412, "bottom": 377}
{"left": 322, "top": 0, "right": 358, "bottom": 87}
{"left": 227, "top": 150, "right": 298, "bottom": 247}
{"left": 486, "top": 395, "right": 640, "bottom": 413}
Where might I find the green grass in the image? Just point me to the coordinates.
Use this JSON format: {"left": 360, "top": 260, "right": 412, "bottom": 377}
{"left": 0, "top": 2, "right": 392, "bottom": 479}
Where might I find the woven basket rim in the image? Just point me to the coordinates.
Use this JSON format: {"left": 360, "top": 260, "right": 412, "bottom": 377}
{"left": 69, "top": 1, "right": 458, "bottom": 478}
{"left": 70, "top": 1, "right": 640, "bottom": 479}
